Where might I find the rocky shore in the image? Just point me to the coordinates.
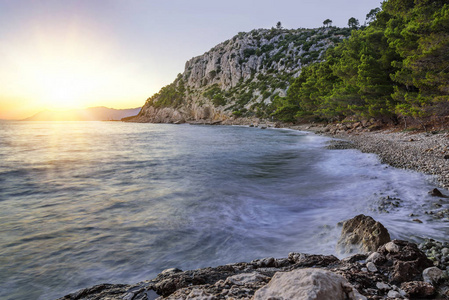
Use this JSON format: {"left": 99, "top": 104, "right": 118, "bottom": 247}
{"left": 58, "top": 122, "right": 449, "bottom": 300}
{"left": 291, "top": 123, "right": 449, "bottom": 189}
{"left": 58, "top": 215, "right": 449, "bottom": 299}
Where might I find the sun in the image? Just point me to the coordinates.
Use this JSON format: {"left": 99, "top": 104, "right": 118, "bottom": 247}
{"left": 39, "top": 70, "right": 87, "bottom": 110}
{"left": 30, "top": 59, "right": 101, "bottom": 111}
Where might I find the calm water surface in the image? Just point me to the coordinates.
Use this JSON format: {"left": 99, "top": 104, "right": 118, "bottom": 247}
{"left": 0, "top": 121, "right": 448, "bottom": 299}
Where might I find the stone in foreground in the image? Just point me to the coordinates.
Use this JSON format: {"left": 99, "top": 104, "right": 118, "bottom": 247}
{"left": 253, "top": 268, "right": 366, "bottom": 300}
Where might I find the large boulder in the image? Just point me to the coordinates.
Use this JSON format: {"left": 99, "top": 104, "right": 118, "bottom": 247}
{"left": 253, "top": 268, "right": 366, "bottom": 300}
{"left": 337, "top": 214, "right": 391, "bottom": 254}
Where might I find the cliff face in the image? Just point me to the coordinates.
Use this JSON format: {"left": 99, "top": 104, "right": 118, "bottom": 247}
{"left": 128, "top": 27, "right": 351, "bottom": 124}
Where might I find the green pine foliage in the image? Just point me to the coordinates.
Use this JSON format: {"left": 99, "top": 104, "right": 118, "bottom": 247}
{"left": 273, "top": 0, "right": 449, "bottom": 123}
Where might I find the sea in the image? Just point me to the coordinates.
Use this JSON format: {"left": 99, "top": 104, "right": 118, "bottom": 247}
{"left": 1, "top": 121, "right": 448, "bottom": 300}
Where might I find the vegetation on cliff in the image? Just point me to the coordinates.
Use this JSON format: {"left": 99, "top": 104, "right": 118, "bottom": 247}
{"left": 273, "top": 0, "right": 449, "bottom": 126}
{"left": 133, "top": 0, "right": 449, "bottom": 127}
{"left": 135, "top": 26, "right": 352, "bottom": 122}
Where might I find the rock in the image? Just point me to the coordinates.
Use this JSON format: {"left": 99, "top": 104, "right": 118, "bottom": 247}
{"left": 287, "top": 253, "right": 340, "bottom": 267}
{"left": 422, "top": 266, "right": 444, "bottom": 284}
{"left": 252, "top": 257, "right": 276, "bottom": 268}
{"left": 161, "top": 268, "right": 182, "bottom": 275}
{"left": 442, "top": 247, "right": 449, "bottom": 256}
{"left": 224, "top": 272, "right": 270, "bottom": 286}
{"left": 337, "top": 214, "right": 391, "bottom": 254}
{"left": 385, "top": 241, "right": 401, "bottom": 253}
{"left": 366, "top": 252, "right": 385, "bottom": 265}
{"left": 376, "top": 282, "right": 390, "bottom": 290}
{"left": 341, "top": 253, "right": 368, "bottom": 264}
{"left": 378, "top": 240, "right": 434, "bottom": 283}
{"left": 253, "top": 268, "right": 365, "bottom": 300}
{"left": 413, "top": 218, "right": 423, "bottom": 223}
{"left": 429, "top": 188, "right": 447, "bottom": 197}
{"left": 57, "top": 284, "right": 139, "bottom": 300}
{"left": 167, "top": 288, "right": 214, "bottom": 300}
{"left": 401, "top": 281, "right": 435, "bottom": 297}
{"left": 366, "top": 262, "right": 378, "bottom": 272}
{"left": 59, "top": 239, "right": 437, "bottom": 300}
{"left": 387, "top": 290, "right": 402, "bottom": 298}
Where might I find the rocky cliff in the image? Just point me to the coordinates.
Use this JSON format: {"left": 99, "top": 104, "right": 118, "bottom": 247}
{"left": 126, "top": 27, "right": 351, "bottom": 124}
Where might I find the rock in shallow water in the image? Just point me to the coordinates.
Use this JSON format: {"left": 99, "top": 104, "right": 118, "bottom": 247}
{"left": 337, "top": 214, "right": 391, "bottom": 254}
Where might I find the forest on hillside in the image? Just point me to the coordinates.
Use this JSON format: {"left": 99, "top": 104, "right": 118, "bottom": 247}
{"left": 272, "top": 0, "right": 449, "bottom": 127}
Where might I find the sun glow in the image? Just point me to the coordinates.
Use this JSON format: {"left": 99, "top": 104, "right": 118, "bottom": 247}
{"left": 0, "top": 20, "right": 154, "bottom": 119}
{"left": 28, "top": 58, "right": 105, "bottom": 110}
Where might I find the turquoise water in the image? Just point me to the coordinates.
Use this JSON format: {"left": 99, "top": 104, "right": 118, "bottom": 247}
{"left": 0, "top": 121, "right": 447, "bottom": 299}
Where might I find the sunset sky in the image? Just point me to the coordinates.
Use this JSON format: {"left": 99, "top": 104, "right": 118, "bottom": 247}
{"left": 0, "top": 0, "right": 382, "bottom": 120}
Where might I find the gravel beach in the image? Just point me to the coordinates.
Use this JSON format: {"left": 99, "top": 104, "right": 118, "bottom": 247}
{"left": 291, "top": 124, "right": 449, "bottom": 189}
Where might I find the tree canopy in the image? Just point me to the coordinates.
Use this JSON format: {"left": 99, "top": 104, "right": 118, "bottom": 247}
{"left": 272, "top": 0, "right": 449, "bottom": 125}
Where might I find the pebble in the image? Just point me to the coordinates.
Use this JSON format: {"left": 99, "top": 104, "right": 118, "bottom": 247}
{"left": 387, "top": 290, "right": 402, "bottom": 298}
{"left": 366, "top": 262, "right": 377, "bottom": 272}
{"left": 419, "top": 239, "right": 449, "bottom": 272}
{"left": 385, "top": 242, "right": 400, "bottom": 253}
{"left": 376, "top": 282, "right": 390, "bottom": 290}
{"left": 366, "top": 252, "right": 381, "bottom": 263}
{"left": 423, "top": 266, "right": 444, "bottom": 284}
{"left": 340, "top": 131, "right": 449, "bottom": 188}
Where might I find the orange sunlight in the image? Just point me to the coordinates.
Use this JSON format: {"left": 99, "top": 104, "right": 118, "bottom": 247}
{"left": 0, "top": 22, "right": 152, "bottom": 120}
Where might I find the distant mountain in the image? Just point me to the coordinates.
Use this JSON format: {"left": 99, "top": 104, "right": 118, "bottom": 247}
{"left": 23, "top": 106, "right": 141, "bottom": 121}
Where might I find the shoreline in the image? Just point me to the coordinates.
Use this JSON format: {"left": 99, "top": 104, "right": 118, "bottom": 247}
{"left": 288, "top": 123, "right": 449, "bottom": 189}
{"left": 58, "top": 121, "right": 449, "bottom": 299}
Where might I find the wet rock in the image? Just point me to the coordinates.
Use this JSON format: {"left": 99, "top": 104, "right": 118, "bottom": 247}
{"left": 152, "top": 265, "right": 236, "bottom": 297}
{"left": 253, "top": 268, "right": 365, "bottom": 300}
{"left": 337, "top": 214, "right": 391, "bottom": 254}
{"left": 378, "top": 240, "right": 434, "bottom": 283}
{"left": 374, "top": 196, "right": 402, "bottom": 213}
{"left": 57, "top": 283, "right": 138, "bottom": 300}
{"left": 287, "top": 253, "right": 340, "bottom": 267}
{"left": 224, "top": 272, "right": 270, "bottom": 286}
{"left": 422, "top": 266, "right": 444, "bottom": 284}
{"left": 400, "top": 281, "right": 435, "bottom": 297}
{"left": 251, "top": 257, "right": 276, "bottom": 268}
{"left": 430, "top": 188, "right": 447, "bottom": 197}
{"left": 161, "top": 268, "right": 182, "bottom": 275}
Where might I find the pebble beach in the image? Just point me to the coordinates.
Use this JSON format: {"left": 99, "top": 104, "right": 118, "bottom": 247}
{"left": 292, "top": 124, "right": 449, "bottom": 189}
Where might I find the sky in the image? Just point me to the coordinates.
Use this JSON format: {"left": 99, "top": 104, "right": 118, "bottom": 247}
{"left": 0, "top": 0, "right": 382, "bottom": 120}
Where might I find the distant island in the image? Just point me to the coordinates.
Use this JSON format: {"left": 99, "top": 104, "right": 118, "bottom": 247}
{"left": 22, "top": 106, "right": 141, "bottom": 121}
